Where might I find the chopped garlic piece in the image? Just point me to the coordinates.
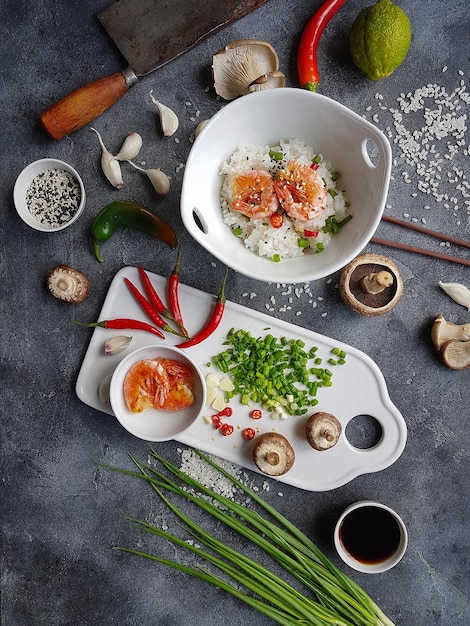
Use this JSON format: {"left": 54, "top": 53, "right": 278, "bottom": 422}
{"left": 219, "top": 377, "right": 235, "bottom": 392}
{"left": 211, "top": 396, "right": 226, "bottom": 412}
{"left": 206, "top": 387, "right": 218, "bottom": 405}
{"left": 206, "top": 373, "right": 220, "bottom": 388}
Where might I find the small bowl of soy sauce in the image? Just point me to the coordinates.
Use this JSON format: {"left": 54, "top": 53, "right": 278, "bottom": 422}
{"left": 334, "top": 501, "right": 408, "bottom": 574}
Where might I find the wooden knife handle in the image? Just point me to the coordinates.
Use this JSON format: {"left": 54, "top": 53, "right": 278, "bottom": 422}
{"left": 39, "top": 72, "right": 133, "bottom": 140}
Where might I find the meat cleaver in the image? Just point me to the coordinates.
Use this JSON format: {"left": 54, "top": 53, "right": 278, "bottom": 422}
{"left": 39, "top": 0, "right": 270, "bottom": 140}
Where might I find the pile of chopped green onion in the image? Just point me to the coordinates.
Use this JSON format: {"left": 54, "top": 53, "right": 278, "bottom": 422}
{"left": 105, "top": 448, "right": 395, "bottom": 626}
{"left": 210, "top": 329, "right": 346, "bottom": 418}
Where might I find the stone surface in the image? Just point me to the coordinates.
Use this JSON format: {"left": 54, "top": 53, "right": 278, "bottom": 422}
{"left": 2, "top": 1, "right": 469, "bottom": 624}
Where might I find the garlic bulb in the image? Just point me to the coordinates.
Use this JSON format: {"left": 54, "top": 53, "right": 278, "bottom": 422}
{"left": 128, "top": 160, "right": 171, "bottom": 195}
{"left": 149, "top": 91, "right": 179, "bottom": 136}
{"left": 104, "top": 335, "right": 133, "bottom": 355}
{"left": 91, "top": 127, "right": 123, "bottom": 188}
{"left": 438, "top": 281, "right": 470, "bottom": 311}
{"left": 115, "top": 132, "right": 143, "bottom": 161}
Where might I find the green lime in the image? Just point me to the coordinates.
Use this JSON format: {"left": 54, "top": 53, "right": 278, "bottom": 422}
{"left": 349, "top": 0, "right": 411, "bottom": 81}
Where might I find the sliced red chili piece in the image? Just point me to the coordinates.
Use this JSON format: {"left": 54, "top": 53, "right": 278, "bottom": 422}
{"left": 304, "top": 229, "right": 319, "bottom": 237}
{"left": 270, "top": 213, "right": 284, "bottom": 229}
{"left": 216, "top": 407, "right": 233, "bottom": 418}
{"left": 250, "top": 409, "right": 263, "bottom": 420}
{"left": 243, "top": 427, "right": 256, "bottom": 441}
{"left": 220, "top": 423, "right": 234, "bottom": 436}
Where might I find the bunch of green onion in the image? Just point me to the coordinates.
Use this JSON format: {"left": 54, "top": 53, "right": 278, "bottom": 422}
{"left": 105, "top": 448, "right": 394, "bottom": 626}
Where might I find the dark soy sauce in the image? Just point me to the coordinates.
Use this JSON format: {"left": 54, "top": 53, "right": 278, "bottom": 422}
{"left": 339, "top": 506, "right": 401, "bottom": 564}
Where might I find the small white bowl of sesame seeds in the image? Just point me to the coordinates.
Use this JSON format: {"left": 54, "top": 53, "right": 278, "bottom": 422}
{"left": 14, "top": 158, "right": 85, "bottom": 232}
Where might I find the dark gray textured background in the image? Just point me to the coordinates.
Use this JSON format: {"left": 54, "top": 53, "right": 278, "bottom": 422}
{"left": 1, "top": 1, "right": 469, "bottom": 624}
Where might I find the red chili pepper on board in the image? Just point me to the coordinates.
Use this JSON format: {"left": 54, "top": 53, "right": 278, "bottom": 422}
{"left": 168, "top": 248, "right": 189, "bottom": 336}
{"left": 124, "top": 277, "right": 184, "bottom": 337}
{"left": 137, "top": 267, "right": 170, "bottom": 316}
{"left": 249, "top": 409, "right": 263, "bottom": 420}
{"left": 297, "top": 0, "right": 347, "bottom": 92}
{"left": 220, "top": 423, "right": 234, "bottom": 436}
{"left": 243, "top": 427, "right": 256, "bottom": 441}
{"left": 176, "top": 269, "right": 228, "bottom": 349}
{"left": 214, "top": 407, "right": 233, "bottom": 418}
{"left": 72, "top": 318, "right": 165, "bottom": 338}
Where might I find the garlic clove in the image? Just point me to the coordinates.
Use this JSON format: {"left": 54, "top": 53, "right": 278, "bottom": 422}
{"left": 104, "top": 335, "right": 133, "bottom": 355}
{"left": 149, "top": 91, "right": 179, "bottom": 136}
{"left": 194, "top": 119, "right": 209, "bottom": 138}
{"left": 144, "top": 168, "right": 171, "bottom": 195}
{"left": 98, "top": 374, "right": 113, "bottom": 405}
{"left": 91, "top": 127, "right": 123, "bottom": 188}
{"left": 438, "top": 281, "right": 470, "bottom": 311}
{"left": 128, "top": 160, "right": 170, "bottom": 195}
{"left": 115, "top": 132, "right": 143, "bottom": 161}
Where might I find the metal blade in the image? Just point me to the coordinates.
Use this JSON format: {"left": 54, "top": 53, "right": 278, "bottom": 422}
{"left": 98, "top": 0, "right": 270, "bottom": 77}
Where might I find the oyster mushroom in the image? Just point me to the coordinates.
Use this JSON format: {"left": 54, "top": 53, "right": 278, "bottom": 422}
{"left": 47, "top": 265, "right": 89, "bottom": 303}
{"left": 440, "top": 340, "right": 470, "bottom": 371}
{"left": 249, "top": 71, "right": 286, "bottom": 93}
{"left": 252, "top": 432, "right": 295, "bottom": 476}
{"left": 212, "top": 39, "right": 284, "bottom": 100}
{"left": 339, "top": 253, "right": 403, "bottom": 316}
{"left": 431, "top": 314, "right": 470, "bottom": 351}
{"left": 305, "top": 412, "right": 342, "bottom": 451}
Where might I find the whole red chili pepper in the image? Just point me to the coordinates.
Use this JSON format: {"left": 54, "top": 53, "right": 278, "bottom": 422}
{"left": 175, "top": 269, "right": 228, "bottom": 349}
{"left": 124, "top": 277, "right": 184, "bottom": 337}
{"left": 168, "top": 248, "right": 189, "bottom": 337}
{"left": 297, "top": 0, "right": 347, "bottom": 92}
{"left": 72, "top": 318, "right": 165, "bottom": 338}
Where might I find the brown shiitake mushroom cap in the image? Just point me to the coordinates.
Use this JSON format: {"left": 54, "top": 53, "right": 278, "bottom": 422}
{"left": 339, "top": 253, "right": 403, "bottom": 316}
{"left": 305, "top": 412, "right": 342, "bottom": 451}
{"left": 252, "top": 432, "right": 295, "bottom": 476}
{"left": 47, "top": 264, "right": 90, "bottom": 303}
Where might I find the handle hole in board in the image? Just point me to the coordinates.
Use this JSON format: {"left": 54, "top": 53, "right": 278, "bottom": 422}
{"left": 345, "top": 414, "right": 383, "bottom": 450}
{"left": 192, "top": 207, "right": 208, "bottom": 234}
{"left": 362, "top": 138, "right": 380, "bottom": 169}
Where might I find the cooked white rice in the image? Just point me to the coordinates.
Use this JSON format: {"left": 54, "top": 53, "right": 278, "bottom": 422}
{"left": 219, "top": 138, "right": 349, "bottom": 261}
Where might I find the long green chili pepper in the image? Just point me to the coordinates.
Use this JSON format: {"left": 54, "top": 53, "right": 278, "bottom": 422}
{"left": 91, "top": 200, "right": 178, "bottom": 262}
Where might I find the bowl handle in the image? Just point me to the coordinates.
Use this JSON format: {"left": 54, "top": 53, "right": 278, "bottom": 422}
{"left": 360, "top": 130, "right": 392, "bottom": 181}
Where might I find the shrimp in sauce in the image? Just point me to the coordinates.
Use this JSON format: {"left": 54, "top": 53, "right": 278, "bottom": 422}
{"left": 230, "top": 169, "right": 279, "bottom": 220}
{"left": 274, "top": 160, "right": 327, "bottom": 223}
{"left": 123, "top": 357, "right": 194, "bottom": 413}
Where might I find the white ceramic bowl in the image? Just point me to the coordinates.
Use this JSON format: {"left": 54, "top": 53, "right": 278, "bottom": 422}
{"left": 13, "top": 158, "right": 85, "bottom": 231}
{"left": 334, "top": 500, "right": 408, "bottom": 574}
{"left": 181, "top": 88, "right": 391, "bottom": 283}
{"left": 109, "top": 345, "right": 206, "bottom": 442}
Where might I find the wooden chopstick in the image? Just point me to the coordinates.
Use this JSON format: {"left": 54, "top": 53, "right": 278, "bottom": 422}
{"left": 381, "top": 214, "right": 470, "bottom": 249}
{"left": 371, "top": 214, "right": 470, "bottom": 266}
{"left": 370, "top": 237, "right": 470, "bottom": 267}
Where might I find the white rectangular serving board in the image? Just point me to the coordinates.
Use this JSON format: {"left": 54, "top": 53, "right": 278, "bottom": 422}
{"left": 76, "top": 266, "right": 407, "bottom": 491}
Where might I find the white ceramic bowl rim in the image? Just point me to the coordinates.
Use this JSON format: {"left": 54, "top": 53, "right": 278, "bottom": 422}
{"left": 13, "top": 158, "right": 86, "bottom": 232}
{"left": 109, "top": 345, "right": 206, "bottom": 442}
{"left": 334, "top": 500, "right": 408, "bottom": 574}
{"left": 181, "top": 88, "right": 392, "bottom": 283}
